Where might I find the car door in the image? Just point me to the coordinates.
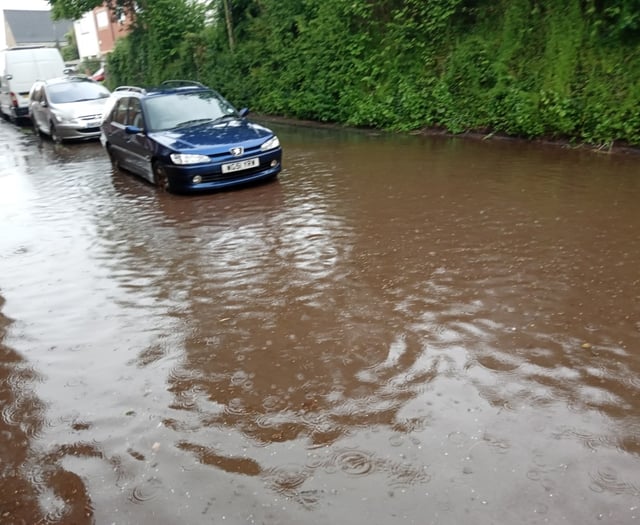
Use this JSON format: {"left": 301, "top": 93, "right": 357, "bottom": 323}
{"left": 29, "top": 83, "right": 45, "bottom": 131}
{"left": 121, "top": 97, "right": 155, "bottom": 183}
{"left": 106, "top": 97, "right": 135, "bottom": 170}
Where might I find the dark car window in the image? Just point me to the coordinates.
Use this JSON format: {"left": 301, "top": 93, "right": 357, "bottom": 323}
{"left": 47, "top": 80, "right": 111, "bottom": 104}
{"left": 127, "top": 98, "right": 143, "bottom": 127}
{"left": 143, "top": 90, "right": 237, "bottom": 131}
{"left": 112, "top": 98, "right": 130, "bottom": 125}
{"left": 31, "top": 85, "right": 43, "bottom": 102}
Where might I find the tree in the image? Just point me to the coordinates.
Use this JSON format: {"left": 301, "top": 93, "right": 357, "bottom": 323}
{"left": 48, "top": 0, "right": 137, "bottom": 21}
{"left": 222, "top": 0, "right": 235, "bottom": 51}
{"left": 61, "top": 30, "right": 79, "bottom": 61}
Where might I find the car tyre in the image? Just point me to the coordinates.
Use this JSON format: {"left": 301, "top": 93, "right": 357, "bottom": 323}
{"left": 50, "top": 122, "right": 62, "bottom": 144}
{"left": 106, "top": 144, "right": 120, "bottom": 170}
{"left": 32, "top": 118, "right": 42, "bottom": 137}
{"left": 152, "top": 161, "right": 171, "bottom": 192}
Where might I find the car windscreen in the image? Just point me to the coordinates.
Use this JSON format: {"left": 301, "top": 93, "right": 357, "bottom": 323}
{"left": 143, "top": 91, "right": 238, "bottom": 131}
{"left": 47, "top": 81, "right": 111, "bottom": 104}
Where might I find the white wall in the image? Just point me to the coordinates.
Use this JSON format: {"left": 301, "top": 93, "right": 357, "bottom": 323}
{"left": 74, "top": 12, "right": 99, "bottom": 59}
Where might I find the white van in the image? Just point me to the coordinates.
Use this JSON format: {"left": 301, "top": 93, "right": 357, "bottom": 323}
{"left": 0, "top": 46, "right": 65, "bottom": 122}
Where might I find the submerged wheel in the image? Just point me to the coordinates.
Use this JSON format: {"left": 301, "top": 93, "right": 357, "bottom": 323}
{"left": 50, "top": 122, "right": 62, "bottom": 144}
{"left": 32, "top": 118, "right": 42, "bottom": 137}
{"left": 152, "top": 161, "right": 170, "bottom": 192}
{"left": 106, "top": 144, "right": 120, "bottom": 170}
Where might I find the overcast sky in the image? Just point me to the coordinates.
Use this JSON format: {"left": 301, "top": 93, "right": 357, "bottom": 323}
{"left": 1, "top": 0, "right": 51, "bottom": 10}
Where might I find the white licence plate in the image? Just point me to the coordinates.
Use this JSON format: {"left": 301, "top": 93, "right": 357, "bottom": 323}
{"left": 221, "top": 157, "right": 259, "bottom": 174}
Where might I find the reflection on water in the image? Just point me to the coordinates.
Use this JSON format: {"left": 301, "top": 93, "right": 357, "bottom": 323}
{"left": 1, "top": 119, "right": 639, "bottom": 524}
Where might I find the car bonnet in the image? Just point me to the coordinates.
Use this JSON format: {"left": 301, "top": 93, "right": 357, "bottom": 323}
{"left": 52, "top": 98, "right": 109, "bottom": 118}
{"left": 148, "top": 119, "right": 276, "bottom": 154}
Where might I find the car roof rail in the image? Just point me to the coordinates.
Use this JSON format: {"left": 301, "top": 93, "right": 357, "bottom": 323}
{"left": 114, "top": 85, "right": 146, "bottom": 94}
{"left": 160, "top": 80, "right": 206, "bottom": 88}
{"left": 7, "top": 45, "right": 46, "bottom": 50}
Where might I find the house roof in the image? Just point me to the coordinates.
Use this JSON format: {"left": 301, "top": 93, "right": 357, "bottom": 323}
{"left": 3, "top": 9, "right": 72, "bottom": 47}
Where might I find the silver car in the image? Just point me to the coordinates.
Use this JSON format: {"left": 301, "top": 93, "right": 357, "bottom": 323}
{"left": 29, "top": 76, "right": 111, "bottom": 143}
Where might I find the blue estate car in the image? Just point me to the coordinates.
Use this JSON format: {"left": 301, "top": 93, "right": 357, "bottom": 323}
{"left": 100, "top": 80, "right": 282, "bottom": 193}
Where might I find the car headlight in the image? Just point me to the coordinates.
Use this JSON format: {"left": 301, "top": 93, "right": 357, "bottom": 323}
{"left": 260, "top": 136, "right": 280, "bottom": 151}
{"left": 52, "top": 111, "right": 76, "bottom": 124}
{"left": 170, "top": 153, "right": 211, "bottom": 165}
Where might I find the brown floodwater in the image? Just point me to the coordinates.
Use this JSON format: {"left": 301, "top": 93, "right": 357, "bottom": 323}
{"left": 1, "top": 118, "right": 639, "bottom": 525}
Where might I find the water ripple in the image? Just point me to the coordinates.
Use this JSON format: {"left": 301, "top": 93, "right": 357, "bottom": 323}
{"left": 262, "top": 464, "right": 309, "bottom": 492}
{"left": 589, "top": 466, "right": 640, "bottom": 496}
{"left": 130, "top": 476, "right": 163, "bottom": 503}
{"left": 330, "top": 449, "right": 375, "bottom": 477}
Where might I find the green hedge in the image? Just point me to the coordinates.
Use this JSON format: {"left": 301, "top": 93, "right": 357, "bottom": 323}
{"left": 106, "top": 0, "right": 640, "bottom": 147}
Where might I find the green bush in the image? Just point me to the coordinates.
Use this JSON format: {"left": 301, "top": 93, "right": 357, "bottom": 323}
{"left": 105, "top": 0, "right": 640, "bottom": 146}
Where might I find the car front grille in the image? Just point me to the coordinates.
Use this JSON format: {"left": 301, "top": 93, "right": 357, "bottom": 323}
{"left": 209, "top": 145, "right": 261, "bottom": 160}
{"left": 199, "top": 164, "right": 267, "bottom": 183}
{"left": 79, "top": 113, "right": 103, "bottom": 122}
{"left": 74, "top": 113, "right": 103, "bottom": 134}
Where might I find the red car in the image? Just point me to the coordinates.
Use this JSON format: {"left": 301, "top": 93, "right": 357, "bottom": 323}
{"left": 91, "top": 67, "right": 105, "bottom": 82}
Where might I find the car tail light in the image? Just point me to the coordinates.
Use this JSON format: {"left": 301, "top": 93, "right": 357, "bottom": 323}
{"left": 10, "top": 93, "right": 18, "bottom": 108}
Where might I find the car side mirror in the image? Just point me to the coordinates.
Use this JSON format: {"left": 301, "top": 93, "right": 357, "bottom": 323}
{"left": 238, "top": 107, "right": 250, "bottom": 118}
{"left": 5, "top": 74, "right": 12, "bottom": 81}
{"left": 125, "top": 125, "right": 143, "bottom": 134}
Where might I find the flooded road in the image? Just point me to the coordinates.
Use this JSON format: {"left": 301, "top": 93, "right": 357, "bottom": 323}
{"left": 1, "top": 118, "right": 639, "bottom": 525}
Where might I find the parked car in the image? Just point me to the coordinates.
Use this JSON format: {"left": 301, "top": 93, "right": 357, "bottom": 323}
{"left": 29, "top": 75, "right": 111, "bottom": 142}
{"left": 91, "top": 67, "right": 105, "bottom": 82}
{"left": 100, "top": 80, "right": 282, "bottom": 194}
{"left": 0, "top": 46, "right": 66, "bottom": 123}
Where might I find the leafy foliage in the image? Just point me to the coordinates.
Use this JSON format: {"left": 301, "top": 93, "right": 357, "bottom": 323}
{"left": 95, "top": 0, "right": 640, "bottom": 146}
{"left": 60, "top": 31, "right": 79, "bottom": 62}
{"left": 49, "top": 0, "right": 136, "bottom": 22}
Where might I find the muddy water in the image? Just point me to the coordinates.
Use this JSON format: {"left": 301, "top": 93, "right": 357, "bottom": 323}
{"left": 1, "top": 119, "right": 639, "bottom": 525}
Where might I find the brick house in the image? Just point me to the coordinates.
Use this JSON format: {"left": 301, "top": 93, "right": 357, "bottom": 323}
{"left": 74, "top": 3, "right": 130, "bottom": 60}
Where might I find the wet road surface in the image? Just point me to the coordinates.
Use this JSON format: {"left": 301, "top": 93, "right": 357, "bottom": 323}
{"left": 1, "top": 119, "right": 639, "bottom": 524}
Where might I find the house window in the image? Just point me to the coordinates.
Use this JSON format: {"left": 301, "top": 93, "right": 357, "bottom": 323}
{"left": 96, "top": 10, "right": 109, "bottom": 29}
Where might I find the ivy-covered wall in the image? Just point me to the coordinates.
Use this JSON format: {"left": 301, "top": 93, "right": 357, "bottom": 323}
{"left": 106, "top": 0, "right": 640, "bottom": 147}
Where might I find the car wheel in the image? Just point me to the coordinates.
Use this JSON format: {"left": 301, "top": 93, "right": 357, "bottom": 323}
{"left": 32, "top": 118, "right": 42, "bottom": 137}
{"left": 152, "top": 161, "right": 170, "bottom": 192}
{"left": 106, "top": 144, "right": 120, "bottom": 170}
{"left": 50, "top": 122, "right": 62, "bottom": 144}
